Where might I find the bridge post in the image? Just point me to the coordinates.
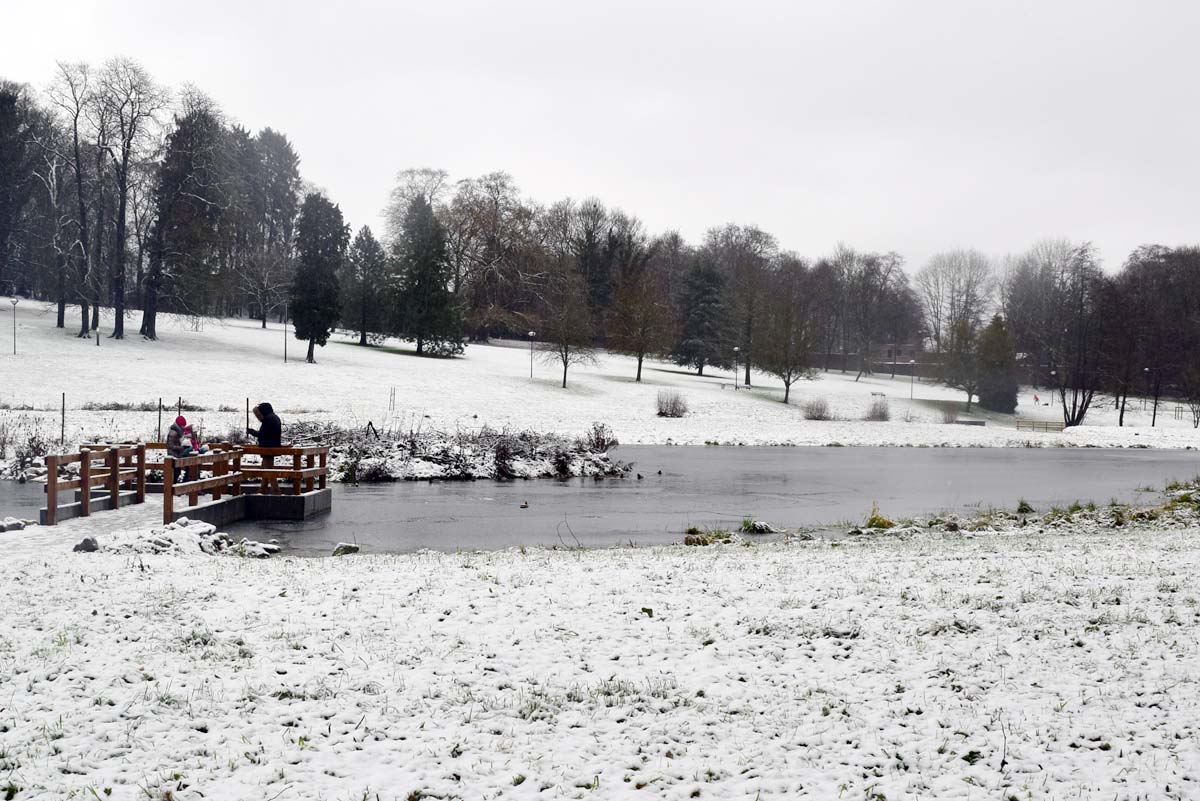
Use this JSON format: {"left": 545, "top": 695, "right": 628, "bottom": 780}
{"left": 45, "top": 454, "right": 59, "bottom": 526}
{"left": 162, "top": 457, "right": 174, "bottom": 524}
{"left": 79, "top": 450, "right": 91, "bottom": 518}
{"left": 135, "top": 444, "right": 146, "bottom": 504}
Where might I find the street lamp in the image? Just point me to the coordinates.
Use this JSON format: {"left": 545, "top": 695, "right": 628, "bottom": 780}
{"left": 1144, "top": 366, "right": 1161, "bottom": 426}
{"left": 733, "top": 347, "right": 740, "bottom": 391}
{"left": 909, "top": 359, "right": 916, "bottom": 400}
{"left": 9, "top": 297, "right": 17, "bottom": 355}
{"left": 528, "top": 331, "right": 537, "bottom": 379}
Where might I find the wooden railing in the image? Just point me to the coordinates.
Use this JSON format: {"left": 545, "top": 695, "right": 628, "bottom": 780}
{"left": 239, "top": 446, "right": 330, "bottom": 495}
{"left": 42, "top": 442, "right": 330, "bottom": 526}
{"left": 44, "top": 444, "right": 147, "bottom": 526}
{"left": 162, "top": 449, "right": 243, "bottom": 524}
{"left": 1016, "top": 419, "right": 1066, "bottom": 433}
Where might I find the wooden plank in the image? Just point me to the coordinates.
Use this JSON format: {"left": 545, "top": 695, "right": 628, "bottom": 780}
{"left": 171, "top": 472, "right": 246, "bottom": 496}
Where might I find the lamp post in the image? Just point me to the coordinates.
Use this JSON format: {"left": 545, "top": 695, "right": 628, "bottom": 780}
{"left": 1144, "top": 366, "right": 1161, "bottom": 426}
{"left": 528, "top": 331, "right": 536, "bottom": 379}
{"left": 909, "top": 359, "right": 916, "bottom": 400}
{"left": 733, "top": 347, "right": 740, "bottom": 391}
{"left": 9, "top": 297, "right": 16, "bottom": 355}
{"left": 283, "top": 302, "right": 288, "bottom": 363}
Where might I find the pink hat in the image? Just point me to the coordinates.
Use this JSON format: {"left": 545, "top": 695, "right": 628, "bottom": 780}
{"left": 176, "top": 415, "right": 187, "bottom": 427}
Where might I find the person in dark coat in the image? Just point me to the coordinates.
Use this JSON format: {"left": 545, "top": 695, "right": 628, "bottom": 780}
{"left": 248, "top": 402, "right": 283, "bottom": 447}
{"left": 166, "top": 415, "right": 188, "bottom": 482}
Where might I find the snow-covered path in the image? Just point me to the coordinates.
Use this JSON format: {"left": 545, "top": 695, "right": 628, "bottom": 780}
{"left": 2, "top": 528, "right": 1197, "bottom": 800}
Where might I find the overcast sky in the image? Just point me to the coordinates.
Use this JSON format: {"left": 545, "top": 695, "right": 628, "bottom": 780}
{"left": 5, "top": 0, "right": 1198, "bottom": 270}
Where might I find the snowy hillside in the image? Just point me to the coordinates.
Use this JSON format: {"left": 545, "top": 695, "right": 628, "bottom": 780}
{"left": 1, "top": 303, "right": 1198, "bottom": 449}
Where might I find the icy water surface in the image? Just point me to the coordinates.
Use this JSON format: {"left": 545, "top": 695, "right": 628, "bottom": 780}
{"left": 226, "top": 445, "right": 1196, "bottom": 554}
{"left": 3, "top": 445, "right": 1196, "bottom": 553}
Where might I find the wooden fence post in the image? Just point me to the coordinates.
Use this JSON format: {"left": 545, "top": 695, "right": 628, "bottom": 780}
{"left": 45, "top": 454, "right": 59, "bottom": 526}
{"left": 135, "top": 443, "right": 146, "bottom": 504}
{"left": 212, "top": 451, "right": 224, "bottom": 502}
{"left": 106, "top": 447, "right": 120, "bottom": 510}
{"left": 292, "top": 451, "right": 302, "bottom": 496}
{"left": 79, "top": 449, "right": 91, "bottom": 517}
{"left": 232, "top": 451, "right": 242, "bottom": 497}
{"left": 189, "top": 459, "right": 199, "bottom": 507}
{"left": 319, "top": 450, "right": 327, "bottom": 490}
{"left": 305, "top": 453, "right": 315, "bottom": 492}
{"left": 162, "top": 457, "right": 174, "bottom": 524}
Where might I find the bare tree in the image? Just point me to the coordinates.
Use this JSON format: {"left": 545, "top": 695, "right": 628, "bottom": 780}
{"left": 95, "top": 57, "right": 167, "bottom": 338}
{"left": 28, "top": 121, "right": 73, "bottom": 327}
{"left": 610, "top": 234, "right": 671, "bottom": 382}
{"left": 46, "top": 61, "right": 95, "bottom": 337}
{"left": 383, "top": 167, "right": 449, "bottom": 244}
{"left": 841, "top": 246, "right": 903, "bottom": 380}
{"left": 705, "top": 224, "right": 777, "bottom": 386}
{"left": 915, "top": 248, "right": 994, "bottom": 361}
{"left": 537, "top": 263, "right": 596, "bottom": 388}
{"left": 237, "top": 249, "right": 291, "bottom": 328}
{"left": 757, "top": 254, "right": 817, "bottom": 403}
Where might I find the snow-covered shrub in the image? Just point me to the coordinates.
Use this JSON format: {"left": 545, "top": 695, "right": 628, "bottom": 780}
{"left": 864, "top": 398, "right": 890, "bottom": 422}
{"left": 802, "top": 398, "right": 831, "bottom": 421}
{"left": 493, "top": 436, "right": 517, "bottom": 479}
{"left": 552, "top": 447, "right": 572, "bottom": 477}
{"left": 579, "top": 422, "right": 618, "bottom": 452}
{"left": 15, "top": 431, "right": 49, "bottom": 469}
{"left": 940, "top": 405, "right": 959, "bottom": 424}
{"left": 656, "top": 391, "right": 688, "bottom": 418}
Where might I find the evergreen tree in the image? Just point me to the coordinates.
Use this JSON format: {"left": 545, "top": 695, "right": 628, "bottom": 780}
{"left": 342, "top": 225, "right": 388, "bottom": 345}
{"left": 393, "top": 196, "right": 462, "bottom": 356}
{"left": 671, "top": 260, "right": 728, "bottom": 376}
{"left": 290, "top": 192, "right": 347, "bottom": 363}
{"left": 977, "top": 314, "right": 1019, "bottom": 413}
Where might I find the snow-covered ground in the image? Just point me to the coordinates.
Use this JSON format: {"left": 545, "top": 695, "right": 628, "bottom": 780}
{"left": 2, "top": 511, "right": 1198, "bottom": 800}
{"left": 2, "top": 302, "right": 1198, "bottom": 450}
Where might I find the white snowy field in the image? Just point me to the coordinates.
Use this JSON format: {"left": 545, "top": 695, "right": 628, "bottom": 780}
{"left": 1, "top": 515, "right": 1198, "bottom": 800}
{"left": 1, "top": 302, "right": 1198, "bottom": 449}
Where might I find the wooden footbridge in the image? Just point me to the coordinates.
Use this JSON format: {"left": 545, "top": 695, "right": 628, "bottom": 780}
{"left": 40, "top": 442, "right": 332, "bottom": 527}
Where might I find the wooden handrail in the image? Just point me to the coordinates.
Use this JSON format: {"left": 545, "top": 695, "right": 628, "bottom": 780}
{"left": 42, "top": 441, "right": 327, "bottom": 526}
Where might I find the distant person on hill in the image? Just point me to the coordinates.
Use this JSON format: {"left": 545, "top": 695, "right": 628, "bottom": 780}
{"left": 248, "top": 402, "right": 283, "bottom": 447}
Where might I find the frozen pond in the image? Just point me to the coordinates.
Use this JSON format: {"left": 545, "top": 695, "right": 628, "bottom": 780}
{"left": 3, "top": 446, "right": 1196, "bottom": 553}
{"left": 231, "top": 446, "right": 1194, "bottom": 553}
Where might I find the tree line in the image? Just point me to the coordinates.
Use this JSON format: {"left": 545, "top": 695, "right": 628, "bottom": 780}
{"left": 3, "top": 61, "right": 1199, "bottom": 425}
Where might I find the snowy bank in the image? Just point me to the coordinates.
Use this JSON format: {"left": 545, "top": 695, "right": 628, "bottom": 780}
{"left": 2, "top": 520, "right": 1199, "bottom": 799}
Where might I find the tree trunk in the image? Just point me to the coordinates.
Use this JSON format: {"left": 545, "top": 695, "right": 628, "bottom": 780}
{"left": 306, "top": 339, "right": 315, "bottom": 363}
{"left": 697, "top": 364, "right": 704, "bottom": 377}
{"left": 562, "top": 361, "right": 568, "bottom": 389}
{"left": 55, "top": 253, "right": 66, "bottom": 328}
{"left": 1118, "top": 389, "right": 1127, "bottom": 426}
{"left": 783, "top": 382, "right": 791, "bottom": 404}
{"left": 636, "top": 353, "right": 643, "bottom": 382}
{"left": 111, "top": 156, "right": 129, "bottom": 339}
{"left": 78, "top": 299, "right": 90, "bottom": 338}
